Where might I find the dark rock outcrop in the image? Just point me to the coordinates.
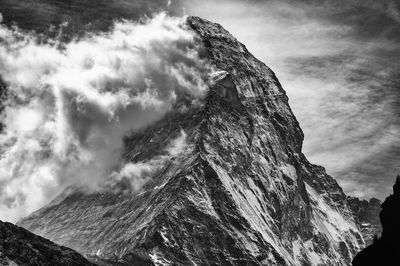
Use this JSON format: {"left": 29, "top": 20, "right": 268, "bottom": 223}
{"left": 353, "top": 175, "right": 400, "bottom": 265}
{"left": 347, "top": 197, "right": 382, "bottom": 246}
{"left": 0, "top": 220, "right": 95, "bottom": 266}
{"left": 17, "top": 16, "right": 364, "bottom": 266}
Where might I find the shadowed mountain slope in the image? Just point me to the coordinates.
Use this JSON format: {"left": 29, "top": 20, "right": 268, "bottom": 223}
{"left": 0, "top": 220, "right": 95, "bottom": 266}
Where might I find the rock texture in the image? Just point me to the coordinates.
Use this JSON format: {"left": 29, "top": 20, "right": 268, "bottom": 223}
{"left": 352, "top": 176, "right": 400, "bottom": 266}
{"left": 347, "top": 197, "right": 382, "bottom": 246}
{"left": 17, "top": 17, "right": 366, "bottom": 265}
{"left": 0, "top": 220, "right": 95, "bottom": 266}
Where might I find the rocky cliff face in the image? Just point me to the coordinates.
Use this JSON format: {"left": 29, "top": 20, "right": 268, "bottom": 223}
{"left": 17, "top": 16, "right": 365, "bottom": 265}
{"left": 347, "top": 197, "right": 382, "bottom": 246}
{"left": 353, "top": 175, "right": 400, "bottom": 265}
{"left": 0, "top": 220, "right": 95, "bottom": 266}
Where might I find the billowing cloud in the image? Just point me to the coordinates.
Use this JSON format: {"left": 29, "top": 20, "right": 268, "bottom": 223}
{"left": 109, "top": 129, "right": 187, "bottom": 192}
{"left": 0, "top": 13, "right": 211, "bottom": 222}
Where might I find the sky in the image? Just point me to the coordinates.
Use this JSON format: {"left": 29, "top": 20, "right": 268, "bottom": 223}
{"left": 0, "top": 0, "right": 399, "bottom": 221}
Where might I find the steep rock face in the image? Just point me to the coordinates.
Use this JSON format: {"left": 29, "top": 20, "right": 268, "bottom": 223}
{"left": 18, "top": 17, "right": 364, "bottom": 265}
{"left": 347, "top": 197, "right": 382, "bottom": 246}
{"left": 353, "top": 176, "right": 400, "bottom": 265}
{"left": 0, "top": 220, "right": 95, "bottom": 266}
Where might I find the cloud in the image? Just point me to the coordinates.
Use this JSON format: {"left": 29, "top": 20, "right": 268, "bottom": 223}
{"left": 109, "top": 129, "right": 187, "bottom": 192}
{"left": 0, "top": 0, "right": 174, "bottom": 38}
{"left": 339, "top": 176, "right": 381, "bottom": 199}
{"left": 0, "top": 13, "right": 211, "bottom": 222}
{"left": 387, "top": 1, "right": 400, "bottom": 23}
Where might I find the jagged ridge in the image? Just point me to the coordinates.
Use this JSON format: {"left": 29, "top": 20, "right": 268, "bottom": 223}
{"left": 347, "top": 197, "right": 382, "bottom": 246}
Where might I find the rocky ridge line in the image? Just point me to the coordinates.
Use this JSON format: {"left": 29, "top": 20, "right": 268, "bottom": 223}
{"left": 347, "top": 196, "right": 382, "bottom": 246}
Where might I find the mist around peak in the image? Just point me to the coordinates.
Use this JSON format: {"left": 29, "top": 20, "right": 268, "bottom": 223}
{"left": 0, "top": 13, "right": 213, "bottom": 222}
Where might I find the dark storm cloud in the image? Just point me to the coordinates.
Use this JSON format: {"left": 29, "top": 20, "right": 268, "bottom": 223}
{"left": 0, "top": 0, "right": 176, "bottom": 38}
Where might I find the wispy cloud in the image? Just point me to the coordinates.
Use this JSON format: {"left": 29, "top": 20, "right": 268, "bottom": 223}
{"left": 109, "top": 129, "right": 187, "bottom": 192}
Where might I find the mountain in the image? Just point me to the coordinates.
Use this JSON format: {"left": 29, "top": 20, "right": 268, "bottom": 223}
{"left": 0, "top": 220, "right": 95, "bottom": 266}
{"left": 14, "top": 16, "right": 368, "bottom": 265}
{"left": 347, "top": 197, "right": 382, "bottom": 246}
{"left": 353, "top": 175, "right": 400, "bottom": 265}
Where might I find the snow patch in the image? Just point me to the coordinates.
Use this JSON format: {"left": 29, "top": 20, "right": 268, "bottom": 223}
{"left": 149, "top": 252, "right": 171, "bottom": 266}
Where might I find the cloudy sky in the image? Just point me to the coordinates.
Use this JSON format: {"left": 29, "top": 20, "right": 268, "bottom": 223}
{"left": 0, "top": 0, "right": 399, "bottom": 204}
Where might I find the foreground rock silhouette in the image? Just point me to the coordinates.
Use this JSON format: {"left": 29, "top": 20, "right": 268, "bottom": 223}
{"left": 352, "top": 175, "right": 400, "bottom": 266}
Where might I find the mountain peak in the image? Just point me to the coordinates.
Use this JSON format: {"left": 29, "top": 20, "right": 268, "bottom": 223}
{"left": 17, "top": 16, "right": 365, "bottom": 266}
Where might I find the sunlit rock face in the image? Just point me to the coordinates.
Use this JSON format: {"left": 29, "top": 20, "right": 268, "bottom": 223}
{"left": 18, "top": 17, "right": 364, "bottom": 265}
{"left": 0, "top": 220, "right": 95, "bottom": 266}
